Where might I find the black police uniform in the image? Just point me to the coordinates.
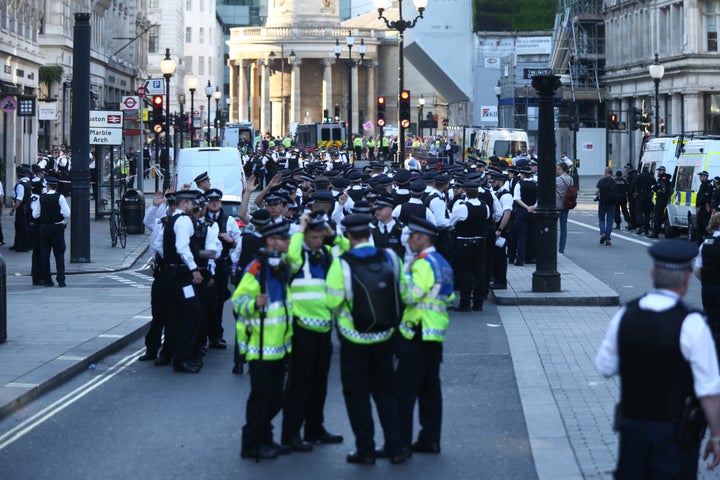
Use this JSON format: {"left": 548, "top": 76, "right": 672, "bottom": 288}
{"left": 650, "top": 174, "right": 673, "bottom": 236}
{"left": 699, "top": 235, "right": 720, "bottom": 342}
{"left": 373, "top": 221, "right": 405, "bottom": 258}
{"left": 206, "top": 208, "right": 234, "bottom": 347}
{"left": 145, "top": 215, "right": 173, "bottom": 363}
{"left": 192, "top": 215, "right": 215, "bottom": 353}
{"left": 626, "top": 169, "right": 638, "bottom": 229}
{"left": 453, "top": 200, "right": 490, "bottom": 310}
{"left": 38, "top": 191, "right": 67, "bottom": 286}
{"left": 12, "top": 176, "right": 32, "bottom": 251}
{"left": 513, "top": 179, "right": 537, "bottom": 265}
{"left": 614, "top": 176, "right": 631, "bottom": 228}
{"left": 29, "top": 184, "right": 43, "bottom": 285}
{"left": 697, "top": 179, "right": 714, "bottom": 242}
{"left": 632, "top": 170, "right": 655, "bottom": 234}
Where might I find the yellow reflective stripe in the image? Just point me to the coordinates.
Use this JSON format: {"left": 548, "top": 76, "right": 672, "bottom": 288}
{"left": 290, "top": 291, "right": 325, "bottom": 301}
{"left": 327, "top": 287, "right": 345, "bottom": 298}
{"left": 244, "top": 315, "right": 291, "bottom": 327}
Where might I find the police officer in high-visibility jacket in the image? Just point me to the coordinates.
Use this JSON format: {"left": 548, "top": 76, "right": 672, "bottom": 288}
{"left": 232, "top": 220, "right": 293, "bottom": 461}
{"left": 281, "top": 211, "right": 344, "bottom": 452}
{"left": 396, "top": 216, "right": 454, "bottom": 455}
{"left": 325, "top": 213, "right": 410, "bottom": 465}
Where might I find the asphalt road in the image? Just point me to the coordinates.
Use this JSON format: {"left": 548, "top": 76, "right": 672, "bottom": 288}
{"left": 0, "top": 275, "right": 536, "bottom": 479}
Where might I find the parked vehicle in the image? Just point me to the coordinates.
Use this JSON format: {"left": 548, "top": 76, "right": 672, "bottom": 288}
{"left": 470, "top": 128, "right": 529, "bottom": 165}
{"left": 294, "top": 122, "right": 347, "bottom": 151}
{"left": 221, "top": 121, "right": 256, "bottom": 151}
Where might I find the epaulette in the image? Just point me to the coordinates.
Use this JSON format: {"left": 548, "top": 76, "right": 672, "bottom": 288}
{"left": 247, "top": 259, "right": 261, "bottom": 276}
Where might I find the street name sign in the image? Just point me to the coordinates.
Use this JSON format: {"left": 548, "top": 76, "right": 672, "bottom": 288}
{"left": 89, "top": 110, "right": 124, "bottom": 145}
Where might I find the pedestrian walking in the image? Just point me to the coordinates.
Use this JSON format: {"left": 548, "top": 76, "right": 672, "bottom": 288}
{"left": 396, "top": 217, "right": 454, "bottom": 455}
{"left": 233, "top": 220, "right": 293, "bottom": 460}
{"left": 555, "top": 162, "right": 573, "bottom": 254}
{"left": 596, "top": 239, "right": 720, "bottom": 478}
{"left": 31, "top": 177, "right": 70, "bottom": 287}
{"left": 595, "top": 167, "right": 617, "bottom": 246}
{"left": 325, "top": 213, "right": 409, "bottom": 465}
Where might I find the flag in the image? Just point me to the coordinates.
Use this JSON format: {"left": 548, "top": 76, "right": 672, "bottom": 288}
{"left": 362, "top": 120, "right": 374, "bottom": 131}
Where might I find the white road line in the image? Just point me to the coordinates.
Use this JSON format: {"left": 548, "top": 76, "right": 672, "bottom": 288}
{"left": 0, "top": 348, "right": 143, "bottom": 450}
{"left": 568, "top": 218, "right": 653, "bottom": 247}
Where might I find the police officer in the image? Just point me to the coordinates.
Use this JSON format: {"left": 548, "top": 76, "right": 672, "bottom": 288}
{"left": 449, "top": 180, "right": 490, "bottom": 311}
{"left": 491, "top": 173, "right": 513, "bottom": 290}
{"left": 10, "top": 166, "right": 32, "bottom": 252}
{"left": 373, "top": 195, "right": 405, "bottom": 258}
{"left": 695, "top": 212, "right": 720, "bottom": 344}
{"left": 233, "top": 220, "right": 293, "bottom": 460}
{"left": 648, "top": 166, "right": 673, "bottom": 238}
{"left": 281, "top": 212, "right": 343, "bottom": 451}
{"left": 162, "top": 190, "right": 205, "bottom": 374}
{"left": 32, "top": 176, "right": 70, "bottom": 287}
{"left": 596, "top": 239, "right": 720, "bottom": 478}
{"left": 632, "top": 165, "right": 656, "bottom": 235}
{"left": 696, "top": 171, "right": 714, "bottom": 243}
{"left": 204, "top": 188, "right": 242, "bottom": 349}
{"left": 28, "top": 178, "right": 44, "bottom": 286}
{"left": 393, "top": 179, "right": 434, "bottom": 226}
{"left": 396, "top": 217, "right": 454, "bottom": 454}
{"left": 325, "top": 213, "right": 409, "bottom": 465}
{"left": 512, "top": 167, "right": 537, "bottom": 266}
{"left": 614, "top": 170, "right": 631, "bottom": 230}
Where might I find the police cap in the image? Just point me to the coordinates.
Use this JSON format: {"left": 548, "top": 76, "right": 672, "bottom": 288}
{"left": 407, "top": 216, "right": 439, "bottom": 237}
{"left": 374, "top": 195, "right": 395, "bottom": 210}
{"left": 352, "top": 200, "right": 373, "bottom": 215}
{"left": 307, "top": 211, "right": 330, "bottom": 231}
{"left": 346, "top": 169, "right": 363, "bottom": 181}
{"left": 263, "top": 192, "right": 287, "bottom": 205}
{"left": 193, "top": 171, "right": 210, "bottom": 185}
{"left": 648, "top": 239, "right": 697, "bottom": 271}
{"left": 261, "top": 220, "right": 291, "bottom": 238}
{"left": 204, "top": 188, "right": 223, "bottom": 201}
{"left": 434, "top": 174, "right": 451, "bottom": 185}
{"left": 251, "top": 208, "right": 272, "bottom": 226}
{"left": 175, "top": 189, "right": 202, "bottom": 201}
{"left": 410, "top": 179, "right": 427, "bottom": 194}
{"left": 698, "top": 171, "right": 709, "bottom": 177}
{"left": 375, "top": 174, "right": 394, "bottom": 187}
{"left": 393, "top": 169, "right": 411, "bottom": 185}
{"left": 311, "top": 190, "right": 335, "bottom": 204}
{"left": 331, "top": 177, "right": 350, "bottom": 190}
{"left": 45, "top": 176, "right": 59, "bottom": 185}
{"left": 341, "top": 213, "right": 373, "bottom": 233}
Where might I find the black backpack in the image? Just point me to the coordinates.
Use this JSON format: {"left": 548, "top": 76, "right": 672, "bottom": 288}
{"left": 341, "top": 249, "right": 403, "bottom": 333}
{"left": 598, "top": 177, "right": 617, "bottom": 204}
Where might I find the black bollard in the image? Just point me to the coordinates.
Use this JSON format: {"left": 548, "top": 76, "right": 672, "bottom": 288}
{"left": 0, "top": 253, "right": 6, "bottom": 343}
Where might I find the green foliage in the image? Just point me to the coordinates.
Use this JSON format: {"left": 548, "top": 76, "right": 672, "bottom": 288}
{"left": 473, "top": 0, "right": 556, "bottom": 32}
{"left": 39, "top": 65, "right": 64, "bottom": 86}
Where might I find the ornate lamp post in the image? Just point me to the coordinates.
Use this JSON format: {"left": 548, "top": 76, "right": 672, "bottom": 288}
{"left": 648, "top": 53, "right": 664, "bottom": 138}
{"left": 205, "top": 80, "right": 213, "bottom": 145}
{"left": 374, "top": 0, "right": 428, "bottom": 164}
{"left": 214, "top": 87, "right": 221, "bottom": 146}
{"left": 186, "top": 76, "right": 199, "bottom": 147}
{"left": 159, "top": 48, "right": 176, "bottom": 190}
{"left": 494, "top": 81, "right": 502, "bottom": 127}
{"left": 335, "top": 34, "right": 366, "bottom": 138}
{"left": 417, "top": 94, "right": 425, "bottom": 137}
{"left": 178, "top": 93, "right": 185, "bottom": 154}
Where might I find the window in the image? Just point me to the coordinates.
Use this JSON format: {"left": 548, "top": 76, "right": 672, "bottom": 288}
{"left": 675, "top": 166, "right": 695, "bottom": 193}
{"left": 186, "top": 27, "right": 192, "bottom": 43}
{"left": 186, "top": 0, "right": 192, "bottom": 11}
{"left": 199, "top": 27, "right": 204, "bottom": 43}
{"left": 185, "top": 57, "right": 193, "bottom": 73}
{"left": 149, "top": 0, "right": 159, "bottom": 7}
{"left": 199, "top": 57, "right": 205, "bottom": 75}
{"left": 149, "top": 25, "right": 159, "bottom": 53}
{"left": 707, "top": 1, "right": 718, "bottom": 52}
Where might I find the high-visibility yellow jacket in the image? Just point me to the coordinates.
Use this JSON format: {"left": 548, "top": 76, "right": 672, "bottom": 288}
{"left": 287, "top": 232, "right": 333, "bottom": 333}
{"left": 399, "top": 248, "right": 454, "bottom": 342}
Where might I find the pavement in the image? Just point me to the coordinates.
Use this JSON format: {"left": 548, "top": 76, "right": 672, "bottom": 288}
{"left": 0, "top": 177, "right": 713, "bottom": 479}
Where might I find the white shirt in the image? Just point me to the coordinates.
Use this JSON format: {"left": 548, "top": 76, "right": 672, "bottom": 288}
{"left": 427, "top": 188, "right": 449, "bottom": 228}
{"left": 449, "top": 198, "right": 489, "bottom": 228}
{"left": 595, "top": 290, "right": 720, "bottom": 398}
{"left": 144, "top": 203, "right": 168, "bottom": 231}
{"left": 31, "top": 190, "right": 70, "bottom": 223}
{"left": 171, "top": 212, "right": 198, "bottom": 271}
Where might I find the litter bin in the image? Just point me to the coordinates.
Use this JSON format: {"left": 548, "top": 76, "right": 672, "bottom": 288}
{"left": 120, "top": 190, "right": 145, "bottom": 234}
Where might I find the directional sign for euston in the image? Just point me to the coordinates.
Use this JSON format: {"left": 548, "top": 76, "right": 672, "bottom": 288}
{"left": 143, "top": 79, "right": 164, "bottom": 95}
{"left": 89, "top": 110, "right": 124, "bottom": 145}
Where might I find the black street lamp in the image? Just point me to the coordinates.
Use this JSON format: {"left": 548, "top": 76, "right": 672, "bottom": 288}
{"left": 178, "top": 94, "right": 185, "bottom": 154}
{"left": 214, "top": 87, "right": 221, "bottom": 146}
{"left": 335, "top": 34, "right": 366, "bottom": 139}
{"left": 205, "top": 80, "right": 213, "bottom": 145}
{"left": 494, "top": 80, "right": 502, "bottom": 127}
{"left": 648, "top": 53, "right": 664, "bottom": 138}
{"left": 417, "top": 94, "right": 425, "bottom": 137}
{"left": 374, "top": 0, "right": 427, "bottom": 164}
{"left": 160, "top": 48, "right": 176, "bottom": 190}
{"left": 531, "top": 73, "right": 562, "bottom": 293}
{"left": 186, "top": 76, "right": 199, "bottom": 147}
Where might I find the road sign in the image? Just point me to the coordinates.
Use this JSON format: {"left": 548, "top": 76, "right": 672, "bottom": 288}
{"left": 1, "top": 96, "right": 17, "bottom": 114}
{"left": 137, "top": 86, "right": 147, "bottom": 97}
{"left": 89, "top": 110, "right": 124, "bottom": 145}
{"left": 193, "top": 110, "right": 201, "bottom": 118}
{"left": 143, "top": 79, "right": 164, "bottom": 95}
{"left": 121, "top": 96, "right": 139, "bottom": 110}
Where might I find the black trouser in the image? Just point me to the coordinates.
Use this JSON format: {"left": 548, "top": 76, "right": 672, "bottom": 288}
{"left": 166, "top": 271, "right": 202, "bottom": 365}
{"left": 492, "top": 235, "right": 508, "bottom": 287}
{"left": 146, "top": 266, "right": 170, "bottom": 355}
{"left": 242, "top": 359, "right": 286, "bottom": 450}
{"left": 30, "top": 222, "right": 42, "bottom": 284}
{"left": 209, "top": 261, "right": 230, "bottom": 342}
{"left": 13, "top": 205, "right": 30, "bottom": 251}
{"left": 39, "top": 223, "right": 66, "bottom": 284}
{"left": 698, "top": 209, "right": 711, "bottom": 243}
{"left": 615, "top": 198, "right": 630, "bottom": 226}
{"left": 636, "top": 193, "right": 653, "bottom": 232}
{"left": 454, "top": 238, "right": 485, "bottom": 309}
{"left": 627, "top": 193, "right": 638, "bottom": 228}
{"left": 615, "top": 418, "right": 698, "bottom": 479}
{"left": 396, "top": 338, "right": 443, "bottom": 447}
{"left": 652, "top": 197, "right": 668, "bottom": 234}
{"left": 483, "top": 224, "right": 494, "bottom": 297}
{"left": 282, "top": 324, "right": 333, "bottom": 443}
{"left": 513, "top": 208, "right": 534, "bottom": 263}
{"left": 194, "top": 274, "right": 212, "bottom": 352}
{"left": 339, "top": 337, "right": 404, "bottom": 457}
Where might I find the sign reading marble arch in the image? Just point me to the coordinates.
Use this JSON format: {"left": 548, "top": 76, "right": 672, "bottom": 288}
{"left": 89, "top": 110, "right": 124, "bottom": 145}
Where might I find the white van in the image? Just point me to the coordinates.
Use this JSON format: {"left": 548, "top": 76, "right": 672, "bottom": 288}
{"left": 666, "top": 137, "right": 720, "bottom": 239}
{"left": 471, "top": 128, "right": 529, "bottom": 165}
{"left": 174, "top": 147, "right": 247, "bottom": 217}
{"left": 638, "top": 135, "right": 684, "bottom": 176}
{"left": 221, "top": 122, "right": 255, "bottom": 150}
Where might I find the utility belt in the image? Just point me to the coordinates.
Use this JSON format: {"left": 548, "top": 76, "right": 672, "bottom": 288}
{"left": 455, "top": 235, "right": 484, "bottom": 246}
{"left": 164, "top": 263, "right": 207, "bottom": 278}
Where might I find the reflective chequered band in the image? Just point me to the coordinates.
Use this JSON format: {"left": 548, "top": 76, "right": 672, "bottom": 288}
{"left": 337, "top": 324, "right": 394, "bottom": 343}
{"left": 416, "top": 302, "right": 447, "bottom": 313}
{"left": 422, "top": 327, "right": 446, "bottom": 338}
{"left": 298, "top": 317, "right": 333, "bottom": 330}
{"left": 246, "top": 340, "right": 292, "bottom": 356}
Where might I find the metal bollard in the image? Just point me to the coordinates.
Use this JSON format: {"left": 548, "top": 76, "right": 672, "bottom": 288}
{"left": 0, "top": 253, "right": 6, "bottom": 343}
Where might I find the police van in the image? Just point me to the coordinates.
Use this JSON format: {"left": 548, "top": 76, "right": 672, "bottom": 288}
{"left": 638, "top": 135, "right": 684, "bottom": 176}
{"left": 470, "top": 128, "right": 529, "bottom": 165}
{"left": 221, "top": 122, "right": 255, "bottom": 150}
{"left": 666, "top": 137, "right": 720, "bottom": 239}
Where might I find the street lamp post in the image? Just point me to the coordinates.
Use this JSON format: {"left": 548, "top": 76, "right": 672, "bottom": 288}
{"left": 186, "top": 76, "right": 199, "bottom": 147}
{"left": 178, "top": 94, "right": 185, "bottom": 153}
{"left": 214, "top": 87, "right": 221, "bottom": 146}
{"left": 160, "top": 48, "right": 176, "bottom": 190}
{"left": 205, "top": 80, "right": 213, "bottom": 145}
{"left": 648, "top": 53, "right": 664, "bottom": 138}
{"left": 335, "top": 35, "right": 366, "bottom": 139}
{"left": 494, "top": 81, "right": 502, "bottom": 128}
{"left": 417, "top": 94, "right": 425, "bottom": 137}
{"left": 374, "top": 0, "right": 428, "bottom": 164}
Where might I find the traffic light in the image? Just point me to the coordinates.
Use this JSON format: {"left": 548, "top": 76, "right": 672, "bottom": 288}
{"left": 152, "top": 95, "right": 164, "bottom": 133}
{"left": 399, "top": 90, "right": 411, "bottom": 129}
{"left": 608, "top": 112, "right": 618, "bottom": 130}
{"left": 334, "top": 104, "right": 340, "bottom": 122}
{"left": 377, "top": 96, "right": 386, "bottom": 127}
{"left": 323, "top": 109, "right": 330, "bottom": 122}
{"left": 642, "top": 111, "right": 652, "bottom": 133}
{"left": 631, "top": 107, "right": 643, "bottom": 131}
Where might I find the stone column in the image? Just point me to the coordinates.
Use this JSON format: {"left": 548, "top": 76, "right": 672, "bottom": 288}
{"left": 322, "top": 58, "right": 335, "bottom": 116}
{"left": 685, "top": 0, "right": 699, "bottom": 53}
{"left": 684, "top": 93, "right": 703, "bottom": 132}
{"left": 260, "top": 59, "right": 271, "bottom": 135}
{"left": 250, "top": 62, "right": 258, "bottom": 129}
{"left": 290, "top": 58, "right": 302, "bottom": 125}
{"left": 237, "top": 60, "right": 249, "bottom": 122}
{"left": 351, "top": 64, "right": 359, "bottom": 136}
{"left": 228, "top": 60, "right": 238, "bottom": 123}
{"left": 671, "top": 93, "right": 683, "bottom": 135}
{"left": 365, "top": 60, "right": 377, "bottom": 134}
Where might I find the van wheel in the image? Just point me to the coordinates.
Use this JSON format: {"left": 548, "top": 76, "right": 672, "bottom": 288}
{"left": 663, "top": 212, "right": 678, "bottom": 238}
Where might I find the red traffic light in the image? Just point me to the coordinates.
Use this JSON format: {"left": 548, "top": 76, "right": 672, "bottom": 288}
{"left": 400, "top": 90, "right": 410, "bottom": 101}
{"left": 610, "top": 113, "right": 617, "bottom": 123}
{"left": 377, "top": 96, "right": 385, "bottom": 105}
{"left": 152, "top": 95, "right": 163, "bottom": 107}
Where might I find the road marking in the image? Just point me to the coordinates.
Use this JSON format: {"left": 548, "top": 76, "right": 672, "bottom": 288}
{"left": 57, "top": 355, "right": 86, "bottom": 361}
{"left": 98, "top": 334, "right": 123, "bottom": 338}
{"left": 568, "top": 219, "right": 653, "bottom": 247}
{"left": 0, "top": 348, "right": 143, "bottom": 450}
{"left": 6, "top": 383, "right": 39, "bottom": 388}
